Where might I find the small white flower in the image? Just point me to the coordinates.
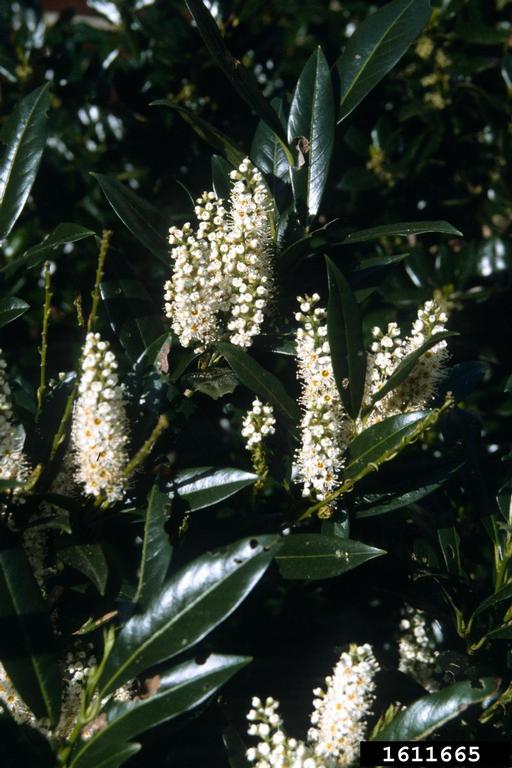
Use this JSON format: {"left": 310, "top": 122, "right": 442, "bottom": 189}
{"left": 242, "top": 398, "right": 276, "bottom": 450}
{"left": 0, "top": 348, "right": 30, "bottom": 488}
{"left": 398, "top": 605, "right": 440, "bottom": 692}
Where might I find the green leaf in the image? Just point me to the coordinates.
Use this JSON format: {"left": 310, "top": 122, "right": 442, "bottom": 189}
{"left": 170, "top": 467, "right": 257, "bottom": 511}
{"left": 368, "top": 331, "right": 457, "bottom": 410}
{"left": 278, "top": 219, "right": 461, "bottom": 272}
{"left": 374, "top": 678, "right": 500, "bottom": 740}
{"left": 336, "top": 0, "right": 432, "bottom": 123}
{"left": 0, "top": 84, "right": 50, "bottom": 239}
{"left": 217, "top": 342, "right": 300, "bottom": 424}
{"left": 71, "top": 742, "right": 141, "bottom": 768}
{"left": 183, "top": 366, "right": 239, "bottom": 400}
{"left": 93, "top": 174, "right": 168, "bottom": 263}
{"left": 251, "top": 97, "right": 289, "bottom": 180}
{"left": 3, "top": 223, "right": 96, "bottom": 276}
{"left": 287, "top": 47, "right": 334, "bottom": 217}
{"left": 474, "top": 583, "right": 512, "bottom": 618}
{"left": 342, "top": 220, "right": 462, "bottom": 243}
{"left": 211, "top": 154, "right": 233, "bottom": 200}
{"left": 326, "top": 256, "right": 366, "bottom": 419}
{"left": 97, "top": 535, "right": 278, "bottom": 696}
{"left": 71, "top": 655, "right": 249, "bottom": 768}
{"left": 59, "top": 543, "right": 109, "bottom": 596}
{"left": 437, "top": 526, "right": 464, "bottom": 579}
{"left": 134, "top": 486, "right": 172, "bottom": 608}
{"left": 0, "top": 526, "right": 61, "bottom": 725}
{"left": 345, "top": 411, "right": 429, "bottom": 480}
{"left": 276, "top": 534, "right": 385, "bottom": 580}
{"left": 100, "top": 279, "right": 165, "bottom": 364}
{"left": 0, "top": 296, "right": 29, "bottom": 328}
{"left": 151, "top": 101, "right": 246, "bottom": 168}
{"left": 184, "top": 0, "right": 293, "bottom": 165}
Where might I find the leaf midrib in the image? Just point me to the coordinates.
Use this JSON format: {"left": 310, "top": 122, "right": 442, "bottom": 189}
{"left": 345, "top": 413, "right": 427, "bottom": 475}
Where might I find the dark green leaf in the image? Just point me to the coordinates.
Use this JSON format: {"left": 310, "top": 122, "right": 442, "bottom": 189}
{"left": 368, "top": 332, "right": 457, "bottom": 410}
{"left": 336, "top": 0, "right": 432, "bottom": 123}
{"left": 184, "top": 0, "right": 293, "bottom": 164}
{"left": 497, "top": 477, "right": 512, "bottom": 523}
{"left": 170, "top": 467, "right": 257, "bottom": 511}
{"left": 217, "top": 342, "right": 300, "bottom": 423}
{"left": 345, "top": 411, "right": 429, "bottom": 480}
{"left": 59, "top": 543, "right": 109, "bottom": 596}
{"left": 0, "top": 84, "right": 50, "bottom": 239}
{"left": 342, "top": 220, "right": 462, "bottom": 243}
{"left": 71, "top": 742, "right": 141, "bottom": 768}
{"left": 97, "top": 535, "right": 278, "bottom": 696}
{"left": 474, "top": 583, "right": 512, "bottom": 618}
{"left": 183, "top": 367, "right": 239, "bottom": 400}
{"left": 435, "top": 361, "right": 490, "bottom": 404}
{"left": 437, "top": 527, "right": 464, "bottom": 579}
{"left": 374, "top": 678, "right": 500, "bottom": 740}
{"left": 276, "top": 534, "right": 385, "bottom": 580}
{"left": 0, "top": 296, "right": 29, "bottom": 328}
{"left": 71, "top": 655, "right": 249, "bottom": 768}
{"left": 93, "top": 174, "right": 168, "bottom": 263}
{"left": 0, "top": 526, "right": 61, "bottom": 724}
{"left": 211, "top": 154, "right": 233, "bottom": 200}
{"left": 151, "top": 102, "right": 245, "bottom": 168}
{"left": 134, "top": 486, "right": 172, "bottom": 608}
{"left": 3, "top": 223, "right": 96, "bottom": 276}
{"left": 326, "top": 256, "right": 366, "bottom": 418}
{"left": 287, "top": 47, "right": 334, "bottom": 217}
{"left": 251, "top": 97, "right": 289, "bottom": 180}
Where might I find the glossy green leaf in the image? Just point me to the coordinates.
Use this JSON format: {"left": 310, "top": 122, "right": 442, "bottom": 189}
{"left": 345, "top": 411, "right": 429, "bottom": 480}
{"left": 287, "top": 47, "right": 334, "bottom": 217}
{"left": 276, "top": 534, "right": 385, "bottom": 580}
{"left": 151, "top": 101, "right": 245, "bottom": 167}
{"left": 170, "top": 467, "right": 257, "bottom": 511}
{"left": 0, "top": 526, "right": 61, "bottom": 724}
{"left": 93, "top": 174, "right": 168, "bottom": 263}
{"left": 100, "top": 279, "right": 165, "bottom": 364}
{"left": 211, "top": 154, "right": 233, "bottom": 200}
{"left": 0, "top": 84, "right": 50, "bottom": 239}
{"left": 374, "top": 678, "right": 500, "bottom": 740}
{"left": 134, "top": 486, "right": 172, "bottom": 608}
{"left": 183, "top": 366, "right": 239, "bottom": 400}
{"left": 71, "top": 655, "right": 249, "bottom": 768}
{"left": 217, "top": 342, "right": 300, "bottom": 423}
{"left": 97, "top": 535, "right": 278, "bottom": 696}
{"left": 368, "top": 331, "right": 457, "bottom": 410}
{"left": 184, "top": 0, "right": 293, "bottom": 165}
{"left": 59, "top": 543, "right": 109, "bottom": 596}
{"left": 0, "top": 296, "right": 29, "bottom": 328}
{"left": 71, "top": 742, "right": 141, "bottom": 768}
{"left": 437, "top": 526, "right": 464, "bottom": 578}
{"left": 474, "top": 583, "right": 512, "bottom": 618}
{"left": 436, "top": 361, "right": 490, "bottom": 404}
{"left": 341, "top": 220, "right": 462, "bottom": 243}
{"left": 326, "top": 256, "right": 366, "bottom": 419}
{"left": 251, "top": 97, "right": 289, "bottom": 180}
{"left": 336, "top": 0, "right": 432, "bottom": 123}
{"left": 3, "top": 223, "right": 96, "bottom": 276}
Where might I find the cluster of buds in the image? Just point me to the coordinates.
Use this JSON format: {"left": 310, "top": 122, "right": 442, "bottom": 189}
{"left": 71, "top": 332, "right": 130, "bottom": 502}
{"left": 164, "top": 157, "right": 274, "bottom": 352}
{"left": 398, "top": 606, "right": 441, "bottom": 692}
{"left": 242, "top": 398, "right": 276, "bottom": 489}
{"left": 0, "top": 349, "right": 30, "bottom": 488}
{"left": 246, "top": 644, "right": 380, "bottom": 768}
{"left": 294, "top": 295, "right": 351, "bottom": 509}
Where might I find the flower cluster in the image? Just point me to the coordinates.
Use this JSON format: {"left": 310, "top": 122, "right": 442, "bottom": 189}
{"left": 294, "top": 295, "right": 351, "bottom": 508}
{"left": 0, "top": 349, "right": 30, "bottom": 487}
{"left": 164, "top": 157, "right": 274, "bottom": 352}
{"left": 309, "top": 644, "right": 379, "bottom": 766}
{"left": 246, "top": 644, "right": 380, "bottom": 768}
{"left": 0, "top": 661, "right": 36, "bottom": 727}
{"left": 242, "top": 398, "right": 276, "bottom": 450}
{"left": 398, "top": 606, "right": 440, "bottom": 692}
{"left": 71, "top": 333, "right": 130, "bottom": 502}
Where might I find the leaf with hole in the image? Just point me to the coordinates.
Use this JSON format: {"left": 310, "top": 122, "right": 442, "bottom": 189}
{"left": 97, "top": 535, "right": 278, "bottom": 696}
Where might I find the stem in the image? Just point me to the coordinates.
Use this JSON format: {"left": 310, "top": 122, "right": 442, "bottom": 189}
{"left": 123, "top": 413, "right": 170, "bottom": 479}
{"left": 87, "top": 229, "right": 111, "bottom": 334}
{"left": 37, "top": 261, "right": 52, "bottom": 411}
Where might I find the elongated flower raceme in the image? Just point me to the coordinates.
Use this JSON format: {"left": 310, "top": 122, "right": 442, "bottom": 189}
{"left": 0, "top": 348, "right": 30, "bottom": 487}
{"left": 164, "top": 157, "right": 274, "bottom": 352}
{"left": 294, "top": 295, "right": 351, "bottom": 509}
{"left": 398, "top": 606, "right": 440, "bottom": 692}
{"left": 246, "top": 644, "right": 380, "bottom": 768}
{"left": 242, "top": 398, "right": 276, "bottom": 450}
{"left": 71, "top": 332, "right": 129, "bottom": 502}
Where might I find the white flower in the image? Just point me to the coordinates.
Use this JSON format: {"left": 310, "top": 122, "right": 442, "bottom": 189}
{"left": 164, "top": 157, "right": 274, "bottom": 352}
{"left": 294, "top": 295, "right": 351, "bottom": 507}
{"left": 308, "top": 644, "right": 379, "bottom": 766}
{"left": 398, "top": 606, "right": 440, "bottom": 692}
{"left": 0, "top": 348, "right": 30, "bottom": 488}
{"left": 242, "top": 398, "right": 276, "bottom": 449}
{"left": 71, "top": 333, "right": 129, "bottom": 502}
